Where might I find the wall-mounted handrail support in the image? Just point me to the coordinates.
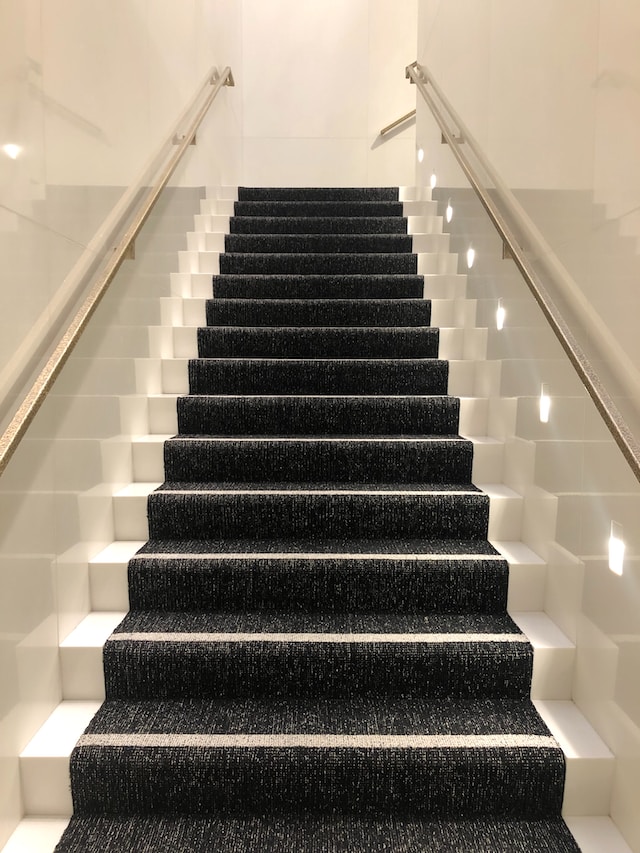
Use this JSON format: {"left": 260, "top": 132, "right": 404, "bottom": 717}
{"left": 379, "top": 109, "right": 416, "bottom": 137}
{"left": 0, "top": 65, "right": 234, "bottom": 477}
{"left": 407, "top": 60, "right": 640, "bottom": 483}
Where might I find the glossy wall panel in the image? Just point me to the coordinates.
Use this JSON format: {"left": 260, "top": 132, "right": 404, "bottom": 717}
{"left": 416, "top": 4, "right": 640, "bottom": 844}
{"left": 0, "top": 0, "right": 240, "bottom": 844}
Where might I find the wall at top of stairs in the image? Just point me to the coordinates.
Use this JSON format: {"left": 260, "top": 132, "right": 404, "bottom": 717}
{"left": 236, "top": 0, "right": 418, "bottom": 187}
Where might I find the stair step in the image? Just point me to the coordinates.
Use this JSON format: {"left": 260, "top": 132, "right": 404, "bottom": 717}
{"left": 219, "top": 251, "right": 418, "bottom": 276}
{"left": 146, "top": 485, "right": 490, "bottom": 541}
{"left": 211, "top": 273, "right": 425, "bottom": 299}
{"left": 204, "top": 297, "right": 433, "bottom": 327}
{"left": 225, "top": 233, "right": 414, "bottom": 254}
{"left": 89, "top": 540, "right": 144, "bottom": 611}
{"left": 89, "top": 538, "right": 548, "bottom": 616}
{"left": 195, "top": 326, "right": 441, "bottom": 359}
{"left": 162, "top": 435, "right": 473, "bottom": 484}
{"left": 133, "top": 433, "right": 503, "bottom": 484}
{"left": 60, "top": 609, "right": 575, "bottom": 704}
{"left": 18, "top": 695, "right": 613, "bottom": 821}
{"left": 91, "top": 538, "right": 514, "bottom": 614}
{"left": 187, "top": 357, "right": 449, "bottom": 395}
{"left": 227, "top": 215, "right": 410, "bottom": 235}
{"left": 175, "top": 393, "right": 461, "bottom": 436}
{"left": 102, "top": 611, "right": 532, "bottom": 701}
{"left": 71, "top": 699, "right": 566, "bottom": 818}
{"left": 112, "top": 481, "right": 520, "bottom": 544}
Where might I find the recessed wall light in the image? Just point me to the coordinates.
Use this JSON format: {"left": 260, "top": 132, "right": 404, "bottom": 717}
{"left": 609, "top": 521, "right": 625, "bottom": 575}
{"left": 496, "top": 299, "right": 506, "bottom": 331}
{"left": 539, "top": 384, "right": 551, "bottom": 423}
{"left": 2, "top": 143, "right": 22, "bottom": 160}
{"left": 466, "top": 245, "right": 475, "bottom": 269}
{"left": 446, "top": 198, "right": 453, "bottom": 223}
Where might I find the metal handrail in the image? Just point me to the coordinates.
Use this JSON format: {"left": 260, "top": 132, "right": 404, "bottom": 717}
{"left": 0, "top": 66, "right": 234, "bottom": 477}
{"left": 407, "top": 61, "right": 640, "bottom": 483}
{"left": 379, "top": 109, "right": 416, "bottom": 136}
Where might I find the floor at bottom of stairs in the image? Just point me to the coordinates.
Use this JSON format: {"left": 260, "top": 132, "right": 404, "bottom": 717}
{"left": 0, "top": 815, "right": 634, "bottom": 853}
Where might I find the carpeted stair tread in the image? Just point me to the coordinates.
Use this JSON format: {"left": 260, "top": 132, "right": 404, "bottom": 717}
{"left": 55, "top": 814, "right": 581, "bottom": 853}
{"left": 219, "top": 252, "right": 417, "bottom": 276}
{"left": 238, "top": 187, "right": 400, "bottom": 201}
{"left": 230, "top": 215, "right": 409, "bottom": 234}
{"left": 163, "top": 436, "right": 473, "bottom": 484}
{"left": 212, "top": 274, "right": 425, "bottom": 299}
{"left": 188, "top": 358, "right": 449, "bottom": 395}
{"left": 128, "top": 550, "right": 508, "bottom": 613}
{"left": 225, "top": 233, "right": 413, "bottom": 254}
{"left": 196, "top": 326, "right": 439, "bottom": 358}
{"left": 176, "top": 394, "right": 461, "bottom": 436}
{"left": 205, "top": 298, "right": 432, "bottom": 327}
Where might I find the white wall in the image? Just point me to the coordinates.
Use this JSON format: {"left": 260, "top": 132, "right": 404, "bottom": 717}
{"left": 0, "top": 2, "right": 241, "bottom": 845}
{"left": 239, "top": 0, "right": 417, "bottom": 187}
{"left": 0, "top": 0, "right": 241, "bottom": 431}
{"left": 416, "top": 4, "right": 640, "bottom": 849}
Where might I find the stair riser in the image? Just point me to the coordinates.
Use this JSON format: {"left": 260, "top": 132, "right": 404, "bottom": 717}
{"left": 195, "top": 327, "right": 440, "bottom": 359}
{"left": 238, "top": 188, "right": 399, "bottom": 201}
{"left": 205, "top": 299, "right": 433, "bottom": 327}
{"left": 147, "top": 492, "right": 490, "bottom": 541}
{"left": 163, "top": 439, "right": 473, "bottom": 484}
{"left": 176, "top": 396, "right": 460, "bottom": 436}
{"left": 211, "top": 275, "right": 425, "bottom": 299}
{"left": 69, "top": 744, "right": 565, "bottom": 818}
{"left": 229, "top": 216, "right": 409, "bottom": 234}
{"left": 103, "top": 640, "right": 532, "bottom": 701}
{"left": 188, "top": 359, "right": 449, "bottom": 395}
{"left": 128, "top": 557, "right": 508, "bottom": 613}
{"left": 225, "top": 235, "right": 413, "bottom": 253}
{"left": 232, "top": 202, "right": 405, "bottom": 217}
{"left": 219, "top": 254, "right": 418, "bottom": 276}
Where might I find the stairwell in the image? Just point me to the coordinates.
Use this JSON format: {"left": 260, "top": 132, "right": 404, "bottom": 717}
{"left": 4, "top": 185, "right": 629, "bottom": 852}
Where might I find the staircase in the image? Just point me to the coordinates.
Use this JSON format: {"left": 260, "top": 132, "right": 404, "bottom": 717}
{"left": 7, "top": 186, "right": 630, "bottom": 852}
{"left": 38, "top": 186, "right": 580, "bottom": 851}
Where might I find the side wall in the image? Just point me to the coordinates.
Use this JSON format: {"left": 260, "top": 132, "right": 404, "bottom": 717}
{"left": 415, "top": 3, "right": 640, "bottom": 849}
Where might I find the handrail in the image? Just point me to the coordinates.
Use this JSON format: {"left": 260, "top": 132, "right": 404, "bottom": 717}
{"left": 379, "top": 109, "right": 416, "bottom": 137}
{"left": 407, "top": 60, "right": 640, "bottom": 484}
{"left": 0, "top": 65, "right": 234, "bottom": 477}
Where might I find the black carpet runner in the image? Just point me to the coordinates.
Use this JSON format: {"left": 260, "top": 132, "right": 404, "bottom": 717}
{"left": 56, "top": 187, "right": 580, "bottom": 851}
